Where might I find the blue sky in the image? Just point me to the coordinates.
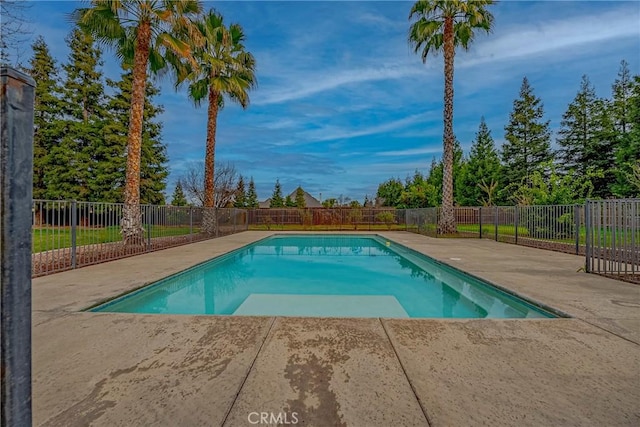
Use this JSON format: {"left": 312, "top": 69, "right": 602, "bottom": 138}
{"left": 15, "top": 1, "right": 640, "bottom": 203}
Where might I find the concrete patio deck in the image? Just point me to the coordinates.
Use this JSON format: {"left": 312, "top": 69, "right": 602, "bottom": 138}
{"left": 32, "top": 231, "right": 640, "bottom": 426}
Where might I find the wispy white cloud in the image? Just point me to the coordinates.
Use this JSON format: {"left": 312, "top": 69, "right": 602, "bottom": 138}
{"left": 254, "top": 64, "right": 425, "bottom": 106}
{"left": 347, "top": 161, "right": 433, "bottom": 178}
{"left": 293, "top": 113, "right": 429, "bottom": 144}
{"left": 376, "top": 146, "right": 441, "bottom": 157}
{"left": 355, "top": 11, "right": 406, "bottom": 31}
{"left": 262, "top": 118, "right": 300, "bottom": 130}
{"left": 462, "top": 6, "right": 640, "bottom": 68}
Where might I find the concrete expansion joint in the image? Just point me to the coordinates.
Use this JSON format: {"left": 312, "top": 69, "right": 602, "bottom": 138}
{"left": 379, "top": 318, "right": 433, "bottom": 427}
{"left": 577, "top": 318, "right": 640, "bottom": 347}
{"left": 221, "top": 316, "right": 277, "bottom": 426}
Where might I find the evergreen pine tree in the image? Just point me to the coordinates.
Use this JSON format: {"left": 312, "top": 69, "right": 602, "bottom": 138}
{"left": 424, "top": 140, "right": 463, "bottom": 205}
{"left": 557, "top": 75, "right": 616, "bottom": 198}
{"left": 270, "top": 179, "right": 284, "bottom": 207}
{"left": 284, "top": 195, "right": 295, "bottom": 207}
{"left": 234, "top": 175, "right": 246, "bottom": 208}
{"left": 98, "top": 75, "right": 129, "bottom": 202}
{"left": 25, "top": 36, "right": 63, "bottom": 200}
{"left": 457, "top": 118, "right": 502, "bottom": 206}
{"left": 502, "top": 77, "right": 553, "bottom": 186}
{"left": 171, "top": 182, "right": 188, "bottom": 206}
{"left": 46, "top": 28, "right": 106, "bottom": 200}
{"left": 139, "top": 77, "right": 168, "bottom": 205}
{"left": 102, "top": 71, "right": 169, "bottom": 203}
{"left": 612, "top": 60, "right": 634, "bottom": 135}
{"left": 295, "top": 186, "right": 306, "bottom": 208}
{"left": 400, "top": 170, "right": 438, "bottom": 208}
{"left": 376, "top": 178, "right": 404, "bottom": 207}
{"left": 611, "top": 62, "right": 640, "bottom": 197}
{"left": 246, "top": 177, "right": 259, "bottom": 208}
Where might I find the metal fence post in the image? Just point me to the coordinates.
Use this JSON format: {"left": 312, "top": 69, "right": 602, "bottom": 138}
{"left": 514, "top": 205, "right": 519, "bottom": 245}
{"left": 71, "top": 200, "right": 77, "bottom": 269}
{"left": 585, "top": 201, "right": 591, "bottom": 272}
{"left": 574, "top": 204, "right": 580, "bottom": 255}
{"left": 478, "top": 207, "right": 483, "bottom": 238}
{"left": 1, "top": 66, "right": 35, "bottom": 427}
{"left": 146, "top": 206, "right": 151, "bottom": 250}
{"left": 233, "top": 208, "right": 237, "bottom": 233}
{"left": 189, "top": 207, "right": 193, "bottom": 241}
{"left": 215, "top": 208, "right": 219, "bottom": 237}
{"left": 494, "top": 206, "right": 499, "bottom": 241}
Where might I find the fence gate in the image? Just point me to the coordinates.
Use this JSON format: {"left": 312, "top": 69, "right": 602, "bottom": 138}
{"left": 585, "top": 199, "right": 639, "bottom": 279}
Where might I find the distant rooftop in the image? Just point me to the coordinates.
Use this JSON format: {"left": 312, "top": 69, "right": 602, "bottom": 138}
{"left": 259, "top": 188, "right": 322, "bottom": 208}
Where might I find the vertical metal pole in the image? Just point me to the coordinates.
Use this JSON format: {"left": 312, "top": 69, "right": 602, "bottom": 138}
{"left": 233, "top": 208, "right": 237, "bottom": 233}
{"left": 1, "top": 66, "right": 35, "bottom": 427}
{"left": 216, "top": 208, "right": 220, "bottom": 237}
{"left": 494, "top": 206, "right": 498, "bottom": 241}
{"left": 189, "top": 207, "right": 193, "bottom": 241}
{"left": 631, "top": 201, "right": 636, "bottom": 274}
{"left": 574, "top": 204, "right": 580, "bottom": 255}
{"left": 478, "top": 207, "right": 482, "bottom": 238}
{"left": 71, "top": 201, "right": 77, "bottom": 269}
{"left": 146, "top": 206, "right": 151, "bottom": 250}
{"left": 514, "top": 206, "right": 519, "bottom": 245}
{"left": 585, "top": 201, "right": 591, "bottom": 273}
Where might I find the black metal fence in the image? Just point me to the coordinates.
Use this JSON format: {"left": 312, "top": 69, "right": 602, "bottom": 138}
{"left": 32, "top": 200, "right": 248, "bottom": 276}
{"left": 32, "top": 200, "right": 639, "bottom": 282}
{"left": 405, "top": 205, "right": 586, "bottom": 255}
{"left": 585, "top": 199, "right": 639, "bottom": 280}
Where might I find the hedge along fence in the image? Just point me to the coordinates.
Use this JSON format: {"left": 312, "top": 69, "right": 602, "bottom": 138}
{"left": 247, "top": 208, "right": 405, "bottom": 230}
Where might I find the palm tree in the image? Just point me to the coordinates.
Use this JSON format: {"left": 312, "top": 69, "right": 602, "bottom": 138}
{"left": 180, "top": 10, "right": 256, "bottom": 234}
{"left": 409, "top": 0, "right": 494, "bottom": 234}
{"left": 73, "top": 0, "right": 202, "bottom": 245}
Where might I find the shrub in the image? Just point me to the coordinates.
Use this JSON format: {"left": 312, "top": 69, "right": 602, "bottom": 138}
{"left": 376, "top": 211, "right": 395, "bottom": 230}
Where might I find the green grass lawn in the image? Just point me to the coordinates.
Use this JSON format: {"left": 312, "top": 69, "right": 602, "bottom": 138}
{"left": 34, "top": 222, "right": 635, "bottom": 253}
{"left": 457, "top": 224, "right": 532, "bottom": 236}
{"left": 456, "top": 224, "right": 635, "bottom": 246}
{"left": 457, "top": 223, "right": 583, "bottom": 243}
{"left": 32, "top": 225, "right": 194, "bottom": 253}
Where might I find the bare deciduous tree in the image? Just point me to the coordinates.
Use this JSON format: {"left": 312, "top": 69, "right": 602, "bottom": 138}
{"left": 178, "top": 161, "right": 239, "bottom": 207}
{"left": 1, "top": 0, "right": 32, "bottom": 65}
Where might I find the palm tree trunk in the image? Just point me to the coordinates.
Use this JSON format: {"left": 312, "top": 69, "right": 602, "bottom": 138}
{"left": 439, "top": 16, "right": 457, "bottom": 235}
{"left": 121, "top": 20, "right": 151, "bottom": 247}
{"left": 202, "top": 86, "right": 219, "bottom": 235}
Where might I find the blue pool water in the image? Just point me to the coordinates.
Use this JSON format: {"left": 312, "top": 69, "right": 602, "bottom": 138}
{"left": 91, "top": 235, "right": 554, "bottom": 318}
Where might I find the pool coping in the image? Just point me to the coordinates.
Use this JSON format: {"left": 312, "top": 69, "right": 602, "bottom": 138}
{"left": 86, "top": 232, "right": 564, "bottom": 319}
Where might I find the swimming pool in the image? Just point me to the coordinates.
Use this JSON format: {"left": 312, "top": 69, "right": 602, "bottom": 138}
{"left": 91, "top": 235, "right": 555, "bottom": 318}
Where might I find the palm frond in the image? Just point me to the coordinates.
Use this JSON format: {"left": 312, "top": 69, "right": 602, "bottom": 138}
{"left": 183, "top": 9, "right": 257, "bottom": 108}
{"left": 408, "top": 0, "right": 495, "bottom": 58}
{"left": 188, "top": 78, "right": 210, "bottom": 106}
